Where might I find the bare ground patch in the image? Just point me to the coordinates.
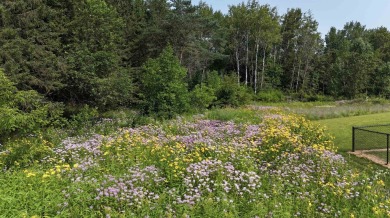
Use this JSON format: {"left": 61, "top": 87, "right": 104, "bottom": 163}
{"left": 349, "top": 149, "right": 390, "bottom": 168}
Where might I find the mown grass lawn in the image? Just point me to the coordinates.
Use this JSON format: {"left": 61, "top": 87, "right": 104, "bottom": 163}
{"left": 314, "top": 112, "right": 390, "bottom": 152}
{"left": 314, "top": 112, "right": 390, "bottom": 178}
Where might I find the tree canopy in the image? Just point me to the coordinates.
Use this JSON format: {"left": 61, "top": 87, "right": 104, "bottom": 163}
{"left": 1, "top": 0, "right": 390, "bottom": 116}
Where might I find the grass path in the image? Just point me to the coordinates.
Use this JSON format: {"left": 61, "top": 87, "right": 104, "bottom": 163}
{"left": 314, "top": 112, "right": 390, "bottom": 152}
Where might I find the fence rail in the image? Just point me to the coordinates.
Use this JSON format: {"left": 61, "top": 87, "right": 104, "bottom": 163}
{"left": 352, "top": 124, "right": 390, "bottom": 165}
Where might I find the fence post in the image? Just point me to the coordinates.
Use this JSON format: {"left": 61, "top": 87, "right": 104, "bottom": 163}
{"left": 352, "top": 127, "right": 355, "bottom": 152}
{"left": 387, "top": 134, "right": 389, "bottom": 165}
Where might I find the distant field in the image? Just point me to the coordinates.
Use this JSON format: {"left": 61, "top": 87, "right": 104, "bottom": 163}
{"left": 258, "top": 101, "right": 390, "bottom": 120}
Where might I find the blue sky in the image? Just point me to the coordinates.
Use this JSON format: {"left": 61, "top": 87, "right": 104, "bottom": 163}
{"left": 199, "top": 0, "right": 390, "bottom": 38}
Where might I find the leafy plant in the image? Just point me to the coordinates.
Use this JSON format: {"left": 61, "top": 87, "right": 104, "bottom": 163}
{"left": 1, "top": 110, "right": 388, "bottom": 217}
{"left": 214, "top": 74, "right": 252, "bottom": 107}
{"left": 140, "top": 46, "right": 190, "bottom": 118}
{"left": 0, "top": 134, "right": 55, "bottom": 169}
{"left": 257, "top": 89, "right": 285, "bottom": 102}
{"left": 0, "top": 69, "right": 64, "bottom": 140}
{"left": 190, "top": 84, "right": 217, "bottom": 111}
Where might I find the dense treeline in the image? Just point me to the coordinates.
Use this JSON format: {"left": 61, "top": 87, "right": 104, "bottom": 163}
{"left": 1, "top": 0, "right": 390, "bottom": 118}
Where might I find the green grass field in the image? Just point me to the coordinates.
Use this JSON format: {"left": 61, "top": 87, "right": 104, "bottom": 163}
{"left": 314, "top": 112, "right": 390, "bottom": 152}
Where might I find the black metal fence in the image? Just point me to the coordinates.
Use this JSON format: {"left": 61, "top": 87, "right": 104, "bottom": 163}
{"left": 352, "top": 124, "right": 390, "bottom": 165}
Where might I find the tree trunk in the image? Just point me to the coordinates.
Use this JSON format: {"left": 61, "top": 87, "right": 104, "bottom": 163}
{"left": 180, "top": 49, "right": 184, "bottom": 64}
{"left": 245, "top": 32, "right": 249, "bottom": 86}
{"left": 273, "top": 45, "right": 277, "bottom": 65}
{"left": 261, "top": 45, "right": 267, "bottom": 90}
{"left": 290, "top": 57, "right": 296, "bottom": 91}
{"left": 254, "top": 42, "right": 259, "bottom": 94}
{"left": 301, "top": 57, "right": 310, "bottom": 91}
{"left": 236, "top": 47, "right": 240, "bottom": 85}
{"left": 201, "top": 68, "right": 205, "bottom": 84}
{"left": 296, "top": 58, "right": 302, "bottom": 92}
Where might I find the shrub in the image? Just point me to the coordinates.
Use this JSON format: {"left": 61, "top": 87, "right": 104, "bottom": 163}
{"left": 368, "top": 97, "right": 388, "bottom": 104}
{"left": 140, "top": 46, "right": 190, "bottom": 118}
{"left": 0, "top": 69, "right": 16, "bottom": 106}
{"left": 303, "top": 94, "right": 334, "bottom": 102}
{"left": 205, "top": 70, "right": 222, "bottom": 90}
{"left": 214, "top": 74, "right": 252, "bottom": 107}
{"left": 290, "top": 91, "right": 334, "bottom": 102}
{"left": 190, "top": 84, "right": 217, "bottom": 111}
{"left": 92, "top": 70, "right": 135, "bottom": 110}
{"left": 257, "top": 89, "right": 285, "bottom": 102}
{"left": 0, "top": 134, "right": 55, "bottom": 169}
{"left": 0, "top": 69, "right": 64, "bottom": 140}
{"left": 66, "top": 104, "right": 99, "bottom": 135}
{"left": 70, "top": 105, "right": 99, "bottom": 124}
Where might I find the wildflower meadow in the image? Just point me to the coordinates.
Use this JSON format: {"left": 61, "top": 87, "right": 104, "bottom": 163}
{"left": 0, "top": 107, "right": 389, "bottom": 217}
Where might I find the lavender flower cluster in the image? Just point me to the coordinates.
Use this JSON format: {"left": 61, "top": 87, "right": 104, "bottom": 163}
{"left": 95, "top": 166, "right": 164, "bottom": 207}
{"left": 40, "top": 112, "right": 390, "bottom": 217}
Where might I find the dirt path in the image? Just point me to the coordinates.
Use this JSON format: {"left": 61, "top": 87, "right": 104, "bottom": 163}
{"left": 349, "top": 149, "right": 390, "bottom": 169}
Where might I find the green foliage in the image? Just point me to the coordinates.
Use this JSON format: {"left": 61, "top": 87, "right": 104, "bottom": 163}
{"left": 257, "top": 89, "right": 285, "bottom": 102}
{"left": 0, "top": 0, "right": 386, "bottom": 114}
{"left": 214, "top": 74, "right": 252, "bottom": 107}
{"left": 279, "top": 8, "right": 322, "bottom": 93}
{"left": 0, "top": 0, "right": 136, "bottom": 110}
{"left": 0, "top": 107, "right": 19, "bottom": 136}
{"left": 0, "top": 134, "right": 55, "bottom": 169}
{"left": 100, "top": 109, "right": 151, "bottom": 128}
{"left": 290, "top": 91, "right": 335, "bottom": 102}
{"left": 305, "top": 94, "right": 334, "bottom": 102}
{"left": 141, "top": 46, "right": 190, "bottom": 118}
{"left": 66, "top": 105, "right": 99, "bottom": 135}
{"left": 0, "top": 1, "right": 67, "bottom": 95}
{"left": 70, "top": 105, "right": 98, "bottom": 124}
{"left": 59, "top": 0, "right": 131, "bottom": 109}
{"left": 2, "top": 0, "right": 390, "bottom": 127}
{"left": 205, "top": 71, "right": 223, "bottom": 90}
{"left": 0, "top": 70, "right": 16, "bottom": 106}
{"left": 369, "top": 62, "right": 390, "bottom": 97}
{"left": 324, "top": 22, "right": 380, "bottom": 98}
{"left": 227, "top": 2, "right": 281, "bottom": 92}
{"left": 0, "top": 69, "right": 64, "bottom": 139}
{"left": 190, "top": 84, "right": 217, "bottom": 111}
{"left": 264, "top": 62, "right": 283, "bottom": 88}
{"left": 92, "top": 70, "right": 135, "bottom": 110}
{"left": 368, "top": 97, "right": 389, "bottom": 104}
{"left": 189, "top": 71, "right": 225, "bottom": 111}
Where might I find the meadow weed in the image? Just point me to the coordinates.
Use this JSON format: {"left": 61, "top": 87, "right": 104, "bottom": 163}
{"left": 0, "top": 108, "right": 389, "bottom": 217}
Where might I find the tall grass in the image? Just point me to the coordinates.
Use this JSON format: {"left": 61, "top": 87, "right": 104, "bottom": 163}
{"left": 289, "top": 104, "right": 390, "bottom": 120}
{"left": 254, "top": 100, "right": 390, "bottom": 120}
